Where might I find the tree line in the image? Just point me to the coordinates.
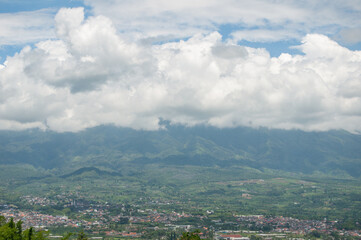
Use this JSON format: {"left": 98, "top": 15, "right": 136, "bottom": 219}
{"left": 1, "top": 215, "right": 209, "bottom": 240}
{"left": 0, "top": 216, "right": 87, "bottom": 240}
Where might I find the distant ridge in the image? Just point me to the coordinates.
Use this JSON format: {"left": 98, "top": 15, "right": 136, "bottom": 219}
{"left": 60, "top": 167, "right": 122, "bottom": 178}
{"left": 1, "top": 125, "right": 361, "bottom": 178}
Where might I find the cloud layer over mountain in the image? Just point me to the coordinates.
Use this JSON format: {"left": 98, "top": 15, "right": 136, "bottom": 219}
{"left": 1, "top": 8, "right": 361, "bottom": 132}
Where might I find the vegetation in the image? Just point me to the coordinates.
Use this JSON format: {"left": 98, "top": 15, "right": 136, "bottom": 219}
{"left": 0, "top": 217, "right": 94, "bottom": 240}
{"left": 179, "top": 230, "right": 201, "bottom": 240}
{"left": 0, "top": 217, "right": 48, "bottom": 240}
{"left": 2, "top": 164, "right": 361, "bottom": 225}
{"left": 1, "top": 125, "right": 361, "bottom": 238}
{"left": 1, "top": 125, "right": 361, "bottom": 177}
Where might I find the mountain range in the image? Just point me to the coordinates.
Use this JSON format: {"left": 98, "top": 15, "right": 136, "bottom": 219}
{"left": 1, "top": 124, "right": 361, "bottom": 178}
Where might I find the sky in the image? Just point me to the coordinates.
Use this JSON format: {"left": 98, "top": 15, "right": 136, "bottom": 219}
{"left": 0, "top": 0, "right": 361, "bottom": 133}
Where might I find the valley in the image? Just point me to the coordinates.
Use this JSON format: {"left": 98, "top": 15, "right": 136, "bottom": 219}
{"left": 1, "top": 125, "right": 361, "bottom": 239}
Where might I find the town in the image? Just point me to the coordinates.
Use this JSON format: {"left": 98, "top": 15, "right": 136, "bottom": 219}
{"left": 1, "top": 194, "right": 361, "bottom": 239}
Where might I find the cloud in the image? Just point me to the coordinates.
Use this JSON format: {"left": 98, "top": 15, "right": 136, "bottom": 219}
{"left": 83, "top": 0, "right": 306, "bottom": 41}
{"left": 83, "top": 0, "right": 361, "bottom": 43}
{"left": 0, "top": 9, "right": 55, "bottom": 46}
{"left": 23, "top": 8, "right": 147, "bottom": 93}
{"left": 231, "top": 29, "right": 301, "bottom": 43}
{"left": 1, "top": 8, "right": 361, "bottom": 133}
{"left": 337, "top": 28, "right": 361, "bottom": 45}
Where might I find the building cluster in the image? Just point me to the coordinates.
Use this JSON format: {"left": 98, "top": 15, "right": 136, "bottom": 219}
{"left": 0, "top": 203, "right": 198, "bottom": 237}
{"left": 21, "top": 194, "right": 95, "bottom": 209}
{"left": 235, "top": 215, "right": 361, "bottom": 238}
{"left": 21, "top": 196, "right": 56, "bottom": 207}
{"left": 1, "top": 195, "right": 361, "bottom": 239}
{"left": 0, "top": 208, "right": 80, "bottom": 229}
{"left": 129, "top": 209, "right": 192, "bottom": 224}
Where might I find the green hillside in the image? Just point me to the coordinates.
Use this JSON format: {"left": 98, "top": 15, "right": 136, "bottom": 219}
{"left": 0, "top": 125, "right": 361, "bottom": 177}
{"left": 1, "top": 126, "right": 361, "bottom": 226}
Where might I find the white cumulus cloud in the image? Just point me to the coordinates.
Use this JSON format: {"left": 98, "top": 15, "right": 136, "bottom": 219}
{"left": 1, "top": 8, "right": 361, "bottom": 133}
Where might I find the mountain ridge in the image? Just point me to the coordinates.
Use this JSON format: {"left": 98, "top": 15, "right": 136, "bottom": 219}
{"left": 0, "top": 125, "right": 360, "bottom": 177}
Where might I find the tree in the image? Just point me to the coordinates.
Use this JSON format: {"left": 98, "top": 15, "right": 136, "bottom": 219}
{"left": 167, "top": 232, "right": 177, "bottom": 240}
{"left": 330, "top": 231, "right": 340, "bottom": 240}
{"left": 0, "top": 216, "right": 48, "bottom": 240}
{"left": 0, "top": 218, "right": 15, "bottom": 240}
{"left": 309, "top": 230, "right": 321, "bottom": 238}
{"left": 33, "top": 230, "right": 49, "bottom": 240}
{"left": 250, "top": 235, "right": 262, "bottom": 240}
{"left": 0, "top": 216, "right": 6, "bottom": 227}
{"left": 179, "top": 230, "right": 201, "bottom": 240}
{"left": 8, "top": 218, "right": 15, "bottom": 229}
{"left": 76, "top": 231, "right": 88, "bottom": 240}
{"left": 60, "top": 233, "right": 72, "bottom": 240}
{"left": 23, "top": 227, "right": 33, "bottom": 240}
{"left": 15, "top": 220, "right": 22, "bottom": 240}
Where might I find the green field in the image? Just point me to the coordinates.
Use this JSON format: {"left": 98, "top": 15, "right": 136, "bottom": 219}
{"left": 1, "top": 163, "right": 361, "bottom": 228}
{"left": 1, "top": 125, "right": 361, "bottom": 236}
